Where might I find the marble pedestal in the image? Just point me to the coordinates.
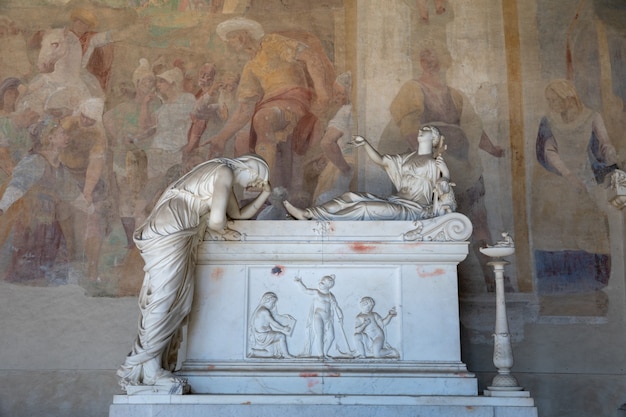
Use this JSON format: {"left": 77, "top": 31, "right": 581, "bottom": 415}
{"left": 110, "top": 214, "right": 538, "bottom": 416}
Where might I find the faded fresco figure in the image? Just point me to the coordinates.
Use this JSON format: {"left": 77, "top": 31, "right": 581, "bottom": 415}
{"left": 27, "top": 7, "right": 140, "bottom": 94}
{"left": 146, "top": 67, "right": 196, "bottom": 181}
{"left": 549, "top": 0, "right": 626, "bottom": 158}
{"left": 59, "top": 98, "right": 109, "bottom": 283}
{"left": 0, "top": 78, "right": 34, "bottom": 183}
{"left": 103, "top": 58, "right": 161, "bottom": 249}
{"left": 68, "top": 8, "right": 115, "bottom": 92}
{"left": 354, "top": 297, "right": 399, "bottom": 359}
{"left": 18, "top": 27, "right": 104, "bottom": 117}
{"left": 0, "top": 77, "right": 23, "bottom": 117}
{"left": 380, "top": 43, "right": 503, "bottom": 291}
{"left": 313, "top": 71, "right": 355, "bottom": 205}
{"left": 26, "top": 5, "right": 140, "bottom": 105}
{"left": 248, "top": 291, "right": 295, "bottom": 358}
{"left": 172, "top": 59, "right": 197, "bottom": 95}
{"left": 118, "top": 154, "right": 271, "bottom": 390}
{"left": 185, "top": 62, "right": 227, "bottom": 160}
{"left": 532, "top": 79, "right": 618, "bottom": 316}
{"left": 216, "top": 72, "right": 241, "bottom": 125}
{"left": 0, "top": 119, "right": 91, "bottom": 285}
{"left": 207, "top": 17, "right": 334, "bottom": 207}
{"left": 0, "top": 108, "right": 40, "bottom": 259}
{"left": 212, "top": 71, "right": 245, "bottom": 158}
{"left": 0, "top": 107, "right": 39, "bottom": 182}
{"left": 284, "top": 126, "right": 455, "bottom": 221}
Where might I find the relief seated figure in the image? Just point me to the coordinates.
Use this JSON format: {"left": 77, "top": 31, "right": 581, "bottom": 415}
{"left": 283, "top": 125, "right": 456, "bottom": 221}
{"left": 248, "top": 292, "right": 294, "bottom": 359}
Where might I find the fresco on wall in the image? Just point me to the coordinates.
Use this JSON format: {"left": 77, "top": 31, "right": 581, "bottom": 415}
{"left": 533, "top": 0, "right": 625, "bottom": 317}
{"left": 0, "top": 0, "right": 516, "bottom": 300}
{"left": 370, "top": 1, "right": 510, "bottom": 295}
{"left": 0, "top": 0, "right": 347, "bottom": 296}
{"left": 377, "top": 39, "right": 506, "bottom": 293}
{"left": 2, "top": 0, "right": 620, "bottom": 314}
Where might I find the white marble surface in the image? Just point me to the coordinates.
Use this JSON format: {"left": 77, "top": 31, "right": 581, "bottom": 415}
{"left": 110, "top": 215, "right": 537, "bottom": 416}
{"left": 110, "top": 394, "right": 538, "bottom": 417}
{"left": 175, "top": 216, "right": 477, "bottom": 395}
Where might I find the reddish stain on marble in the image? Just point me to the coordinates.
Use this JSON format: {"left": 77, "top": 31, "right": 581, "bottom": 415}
{"left": 206, "top": 365, "right": 215, "bottom": 370}
{"left": 307, "top": 378, "right": 320, "bottom": 389}
{"left": 417, "top": 267, "right": 446, "bottom": 278}
{"left": 211, "top": 268, "right": 224, "bottom": 281}
{"left": 241, "top": 401, "right": 251, "bottom": 405}
{"left": 299, "top": 372, "right": 321, "bottom": 389}
{"left": 327, "top": 372, "right": 341, "bottom": 377}
{"left": 349, "top": 242, "right": 377, "bottom": 253}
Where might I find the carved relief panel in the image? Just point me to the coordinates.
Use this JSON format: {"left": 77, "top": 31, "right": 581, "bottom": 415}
{"left": 245, "top": 266, "right": 402, "bottom": 361}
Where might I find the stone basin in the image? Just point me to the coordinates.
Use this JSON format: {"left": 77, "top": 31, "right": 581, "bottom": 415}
{"left": 479, "top": 246, "right": 515, "bottom": 258}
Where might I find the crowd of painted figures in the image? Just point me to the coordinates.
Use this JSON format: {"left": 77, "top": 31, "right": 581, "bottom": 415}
{"left": 0, "top": 10, "right": 473, "bottom": 290}
{"left": 0, "top": 12, "right": 353, "bottom": 288}
{"left": 0, "top": 6, "right": 619, "bottom": 308}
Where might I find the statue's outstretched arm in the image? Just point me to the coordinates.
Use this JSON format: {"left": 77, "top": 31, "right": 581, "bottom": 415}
{"left": 352, "top": 135, "right": 385, "bottom": 167}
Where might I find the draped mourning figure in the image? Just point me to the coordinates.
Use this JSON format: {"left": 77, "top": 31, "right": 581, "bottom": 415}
{"left": 117, "top": 154, "right": 271, "bottom": 390}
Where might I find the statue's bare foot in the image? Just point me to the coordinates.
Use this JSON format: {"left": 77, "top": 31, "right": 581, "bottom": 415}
{"left": 283, "top": 200, "right": 310, "bottom": 220}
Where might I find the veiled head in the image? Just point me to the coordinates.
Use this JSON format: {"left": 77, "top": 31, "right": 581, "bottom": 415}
{"left": 259, "top": 292, "right": 278, "bottom": 307}
{"left": 232, "top": 154, "right": 270, "bottom": 187}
